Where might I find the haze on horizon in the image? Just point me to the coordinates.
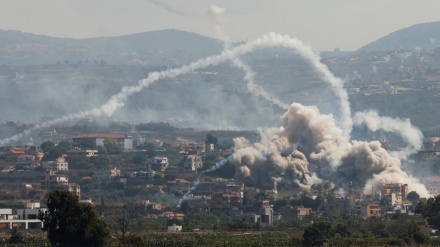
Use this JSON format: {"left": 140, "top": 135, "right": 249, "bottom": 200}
{"left": 1, "top": 0, "right": 440, "bottom": 51}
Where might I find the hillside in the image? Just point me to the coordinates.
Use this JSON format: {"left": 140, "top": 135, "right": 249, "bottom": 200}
{"left": 0, "top": 29, "right": 223, "bottom": 66}
{"left": 358, "top": 21, "right": 440, "bottom": 52}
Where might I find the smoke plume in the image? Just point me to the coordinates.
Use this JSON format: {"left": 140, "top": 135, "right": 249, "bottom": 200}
{"left": 353, "top": 110, "right": 423, "bottom": 160}
{"left": 232, "top": 103, "right": 429, "bottom": 197}
{"left": 1, "top": 33, "right": 354, "bottom": 145}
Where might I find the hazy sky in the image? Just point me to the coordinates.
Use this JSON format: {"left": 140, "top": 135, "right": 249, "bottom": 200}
{"left": 1, "top": 0, "right": 439, "bottom": 51}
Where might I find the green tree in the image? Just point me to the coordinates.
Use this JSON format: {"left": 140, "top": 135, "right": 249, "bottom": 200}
{"left": 205, "top": 133, "right": 218, "bottom": 146}
{"left": 42, "top": 148, "right": 63, "bottom": 161}
{"left": 39, "top": 190, "right": 109, "bottom": 247}
{"left": 57, "top": 141, "right": 72, "bottom": 153}
{"left": 8, "top": 227, "right": 24, "bottom": 244}
{"left": 180, "top": 200, "right": 190, "bottom": 214}
{"left": 41, "top": 141, "right": 55, "bottom": 153}
{"left": 407, "top": 191, "right": 420, "bottom": 203}
{"left": 302, "top": 222, "right": 335, "bottom": 247}
{"left": 103, "top": 138, "right": 122, "bottom": 154}
{"left": 416, "top": 195, "right": 440, "bottom": 229}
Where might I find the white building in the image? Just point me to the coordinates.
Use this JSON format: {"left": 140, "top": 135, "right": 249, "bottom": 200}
{"left": 181, "top": 155, "right": 203, "bottom": 171}
{"left": 42, "top": 156, "right": 68, "bottom": 171}
{"left": 72, "top": 134, "right": 133, "bottom": 150}
{"left": 0, "top": 203, "right": 47, "bottom": 229}
{"left": 167, "top": 224, "right": 182, "bottom": 232}
{"left": 67, "top": 149, "right": 98, "bottom": 157}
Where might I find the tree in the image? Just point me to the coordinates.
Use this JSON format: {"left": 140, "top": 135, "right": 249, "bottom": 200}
{"left": 103, "top": 138, "right": 122, "bottom": 154}
{"left": 57, "top": 141, "right": 72, "bottom": 153}
{"left": 42, "top": 148, "right": 63, "bottom": 161}
{"left": 205, "top": 133, "right": 218, "bottom": 146}
{"left": 41, "top": 141, "right": 55, "bottom": 153}
{"left": 8, "top": 227, "right": 24, "bottom": 244}
{"left": 416, "top": 195, "right": 440, "bottom": 229}
{"left": 39, "top": 190, "right": 109, "bottom": 247}
{"left": 407, "top": 191, "right": 420, "bottom": 203}
{"left": 180, "top": 200, "right": 190, "bottom": 214}
{"left": 302, "top": 222, "right": 335, "bottom": 247}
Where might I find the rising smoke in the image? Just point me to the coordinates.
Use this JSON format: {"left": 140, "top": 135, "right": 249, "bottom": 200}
{"left": 0, "top": 33, "right": 356, "bottom": 145}
{"left": 232, "top": 103, "right": 429, "bottom": 197}
{"left": 0, "top": 31, "right": 429, "bottom": 198}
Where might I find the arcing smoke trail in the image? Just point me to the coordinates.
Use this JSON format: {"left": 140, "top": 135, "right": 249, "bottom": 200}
{"left": 208, "top": 4, "right": 289, "bottom": 110}
{"left": 178, "top": 156, "right": 233, "bottom": 206}
{"left": 353, "top": 110, "right": 423, "bottom": 160}
{"left": 145, "top": 0, "right": 191, "bottom": 16}
{"left": 1, "top": 33, "right": 351, "bottom": 145}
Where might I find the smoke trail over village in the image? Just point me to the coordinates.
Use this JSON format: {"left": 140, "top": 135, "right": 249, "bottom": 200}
{"left": 179, "top": 156, "right": 233, "bottom": 206}
{"left": 0, "top": 33, "right": 358, "bottom": 145}
{"left": 208, "top": 4, "right": 289, "bottom": 110}
{"left": 0, "top": 32, "right": 429, "bottom": 198}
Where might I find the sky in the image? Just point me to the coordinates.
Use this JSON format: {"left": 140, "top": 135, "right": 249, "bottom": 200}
{"left": 1, "top": 0, "right": 440, "bottom": 51}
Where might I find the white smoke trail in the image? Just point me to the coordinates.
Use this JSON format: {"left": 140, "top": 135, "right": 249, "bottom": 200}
{"left": 145, "top": 0, "right": 191, "bottom": 16}
{"left": 208, "top": 4, "right": 289, "bottom": 110}
{"left": 1, "top": 33, "right": 350, "bottom": 145}
{"left": 353, "top": 110, "right": 423, "bottom": 160}
{"left": 178, "top": 156, "right": 233, "bottom": 206}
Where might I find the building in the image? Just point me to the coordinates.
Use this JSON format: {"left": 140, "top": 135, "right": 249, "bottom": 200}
{"left": 130, "top": 170, "right": 155, "bottom": 179}
{"left": 40, "top": 170, "right": 80, "bottom": 198}
{"left": 167, "top": 224, "right": 182, "bottom": 232}
{"left": 360, "top": 203, "right": 382, "bottom": 218}
{"left": 72, "top": 133, "right": 133, "bottom": 150}
{"left": 40, "top": 170, "right": 68, "bottom": 191}
{"left": 167, "top": 179, "right": 190, "bottom": 193}
{"left": 42, "top": 156, "right": 68, "bottom": 171}
{"left": 293, "top": 206, "right": 312, "bottom": 219}
{"left": 260, "top": 200, "right": 274, "bottom": 226}
{"left": 381, "top": 183, "right": 408, "bottom": 198}
{"left": 181, "top": 155, "right": 203, "bottom": 171}
{"left": 380, "top": 183, "right": 408, "bottom": 206}
{"left": 93, "top": 166, "right": 121, "bottom": 182}
{"left": 0, "top": 203, "right": 47, "bottom": 229}
{"left": 211, "top": 192, "right": 243, "bottom": 208}
{"left": 147, "top": 157, "right": 169, "bottom": 171}
{"left": 67, "top": 149, "right": 98, "bottom": 157}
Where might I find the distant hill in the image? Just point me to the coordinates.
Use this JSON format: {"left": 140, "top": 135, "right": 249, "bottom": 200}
{"left": 0, "top": 29, "right": 223, "bottom": 65}
{"left": 358, "top": 21, "right": 440, "bottom": 52}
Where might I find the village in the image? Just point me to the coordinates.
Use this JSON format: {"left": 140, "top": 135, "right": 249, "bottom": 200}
{"left": 0, "top": 121, "right": 439, "bottom": 240}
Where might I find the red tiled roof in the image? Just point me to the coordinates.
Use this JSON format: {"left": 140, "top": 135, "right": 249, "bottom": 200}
{"left": 73, "top": 133, "right": 127, "bottom": 139}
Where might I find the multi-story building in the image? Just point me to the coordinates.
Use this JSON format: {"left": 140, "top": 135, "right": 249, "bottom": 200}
{"left": 72, "top": 133, "right": 133, "bottom": 150}
{"left": 359, "top": 203, "right": 382, "bottom": 218}
{"left": 167, "top": 179, "right": 190, "bottom": 193}
{"left": 380, "top": 183, "right": 407, "bottom": 207}
{"left": 181, "top": 155, "right": 203, "bottom": 171}
{"left": 40, "top": 170, "right": 68, "bottom": 191}
{"left": 147, "top": 157, "right": 169, "bottom": 171}
{"left": 0, "top": 203, "right": 47, "bottom": 229}
{"left": 40, "top": 170, "right": 80, "bottom": 198}
{"left": 93, "top": 166, "right": 121, "bottom": 182}
{"left": 42, "top": 156, "right": 68, "bottom": 171}
{"left": 67, "top": 149, "right": 98, "bottom": 157}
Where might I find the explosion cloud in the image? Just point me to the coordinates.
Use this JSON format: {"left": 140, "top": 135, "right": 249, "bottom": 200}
{"left": 232, "top": 103, "right": 429, "bottom": 197}
{"left": 0, "top": 32, "right": 429, "bottom": 198}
